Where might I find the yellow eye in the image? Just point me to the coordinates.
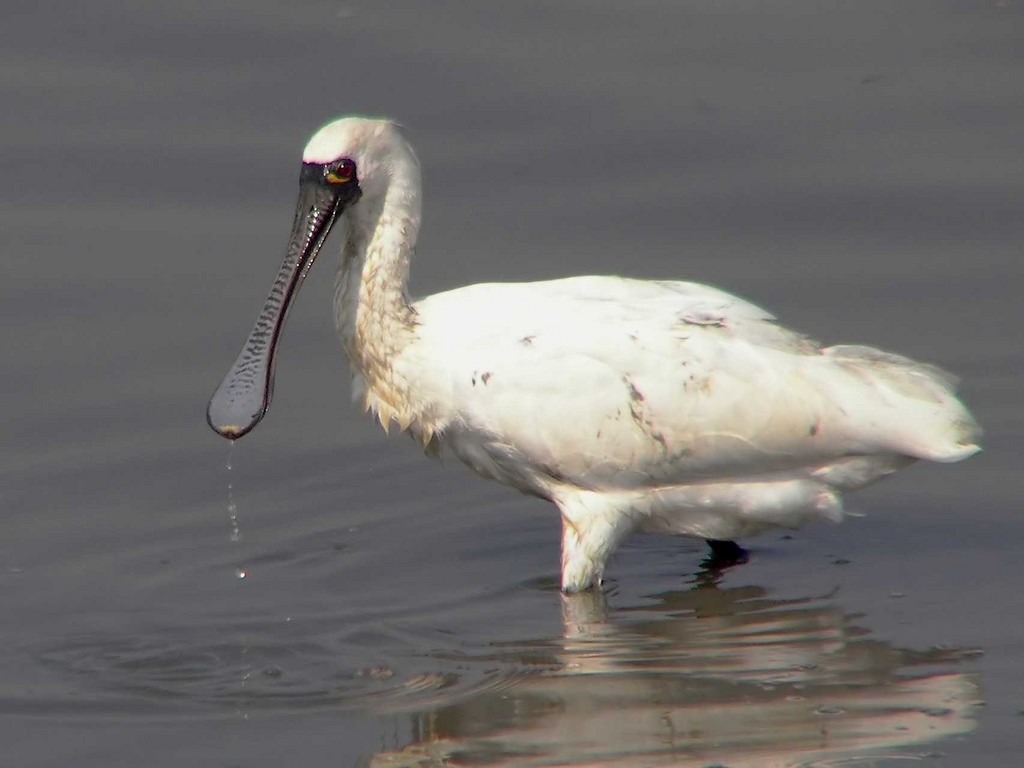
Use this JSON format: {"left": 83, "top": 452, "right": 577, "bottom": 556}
{"left": 326, "top": 171, "right": 350, "bottom": 184}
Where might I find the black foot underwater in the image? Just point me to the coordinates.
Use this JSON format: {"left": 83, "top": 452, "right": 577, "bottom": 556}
{"left": 704, "top": 539, "right": 749, "bottom": 567}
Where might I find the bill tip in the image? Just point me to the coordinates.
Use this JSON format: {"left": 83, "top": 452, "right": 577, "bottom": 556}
{"left": 216, "top": 424, "right": 245, "bottom": 439}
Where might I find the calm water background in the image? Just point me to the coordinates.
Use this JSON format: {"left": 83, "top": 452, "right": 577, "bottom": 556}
{"left": 2, "top": 1, "right": 1021, "bottom": 765}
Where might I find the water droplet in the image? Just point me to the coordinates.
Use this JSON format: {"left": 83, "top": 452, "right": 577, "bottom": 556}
{"left": 225, "top": 443, "right": 242, "bottom": 543}
{"left": 235, "top": 569, "right": 247, "bottom": 580}
{"left": 228, "top": 499, "right": 240, "bottom": 542}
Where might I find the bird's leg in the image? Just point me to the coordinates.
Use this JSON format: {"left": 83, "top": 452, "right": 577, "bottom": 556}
{"left": 560, "top": 515, "right": 603, "bottom": 592}
{"left": 557, "top": 494, "right": 634, "bottom": 592}
{"left": 705, "top": 538, "right": 748, "bottom": 565}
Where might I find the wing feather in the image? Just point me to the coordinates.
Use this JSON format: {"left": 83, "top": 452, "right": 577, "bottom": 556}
{"left": 411, "top": 276, "right": 978, "bottom": 491}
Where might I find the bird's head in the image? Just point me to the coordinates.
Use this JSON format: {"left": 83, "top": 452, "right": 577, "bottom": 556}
{"left": 302, "top": 117, "right": 417, "bottom": 208}
{"left": 206, "top": 116, "right": 415, "bottom": 440}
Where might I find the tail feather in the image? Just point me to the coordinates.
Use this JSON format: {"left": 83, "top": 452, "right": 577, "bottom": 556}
{"left": 822, "top": 345, "right": 981, "bottom": 462}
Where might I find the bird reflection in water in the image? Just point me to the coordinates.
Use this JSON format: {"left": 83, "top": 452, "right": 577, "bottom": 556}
{"left": 372, "top": 570, "right": 981, "bottom": 767}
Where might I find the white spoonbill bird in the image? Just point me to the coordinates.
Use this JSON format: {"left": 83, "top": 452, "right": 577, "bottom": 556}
{"left": 208, "top": 117, "right": 981, "bottom": 592}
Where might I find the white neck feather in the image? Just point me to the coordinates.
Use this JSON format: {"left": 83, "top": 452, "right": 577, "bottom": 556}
{"left": 333, "top": 138, "right": 425, "bottom": 434}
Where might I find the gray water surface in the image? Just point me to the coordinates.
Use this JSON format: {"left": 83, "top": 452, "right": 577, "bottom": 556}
{"left": 2, "top": 2, "right": 1022, "bottom": 765}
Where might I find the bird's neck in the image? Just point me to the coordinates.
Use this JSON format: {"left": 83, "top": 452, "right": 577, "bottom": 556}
{"left": 334, "top": 151, "right": 422, "bottom": 430}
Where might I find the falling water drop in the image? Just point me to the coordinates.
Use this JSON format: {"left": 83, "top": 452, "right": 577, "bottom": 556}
{"left": 227, "top": 441, "right": 241, "bottom": 543}
{"left": 224, "top": 442, "right": 249, "bottom": 584}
